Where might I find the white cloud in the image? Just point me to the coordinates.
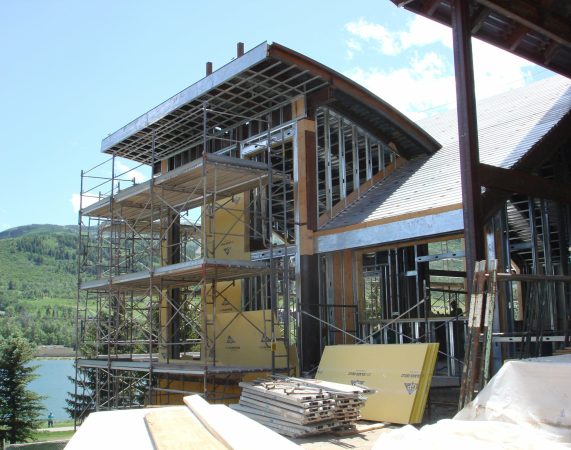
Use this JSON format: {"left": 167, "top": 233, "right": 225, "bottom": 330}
{"left": 71, "top": 193, "right": 99, "bottom": 214}
{"left": 345, "top": 19, "right": 402, "bottom": 56}
{"left": 472, "top": 40, "right": 533, "bottom": 100}
{"left": 115, "top": 161, "right": 148, "bottom": 184}
{"left": 400, "top": 16, "right": 452, "bottom": 49}
{"left": 344, "top": 15, "right": 536, "bottom": 119}
{"left": 346, "top": 38, "right": 363, "bottom": 60}
{"left": 345, "top": 16, "right": 451, "bottom": 57}
{"left": 347, "top": 56, "right": 456, "bottom": 121}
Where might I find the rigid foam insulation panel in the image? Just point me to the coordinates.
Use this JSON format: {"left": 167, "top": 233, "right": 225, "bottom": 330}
{"left": 316, "top": 343, "right": 438, "bottom": 424}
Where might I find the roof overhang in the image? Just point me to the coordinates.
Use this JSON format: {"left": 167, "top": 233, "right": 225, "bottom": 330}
{"left": 101, "top": 42, "right": 440, "bottom": 164}
{"left": 391, "top": 0, "right": 571, "bottom": 78}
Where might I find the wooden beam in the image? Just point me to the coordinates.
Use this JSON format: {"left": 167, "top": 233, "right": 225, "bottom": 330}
{"left": 479, "top": 163, "right": 571, "bottom": 204}
{"left": 452, "top": 0, "right": 485, "bottom": 294}
{"left": 543, "top": 40, "right": 560, "bottom": 65}
{"left": 481, "top": 110, "right": 571, "bottom": 221}
{"left": 317, "top": 157, "right": 406, "bottom": 229}
{"left": 471, "top": 6, "right": 491, "bottom": 34}
{"left": 517, "top": 110, "right": 571, "bottom": 171}
{"left": 421, "top": 0, "right": 441, "bottom": 15}
{"left": 506, "top": 25, "right": 529, "bottom": 51}
{"left": 145, "top": 408, "right": 226, "bottom": 450}
{"left": 476, "top": 0, "right": 571, "bottom": 48}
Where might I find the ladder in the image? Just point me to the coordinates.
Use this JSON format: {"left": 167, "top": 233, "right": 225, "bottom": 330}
{"left": 458, "top": 259, "right": 498, "bottom": 409}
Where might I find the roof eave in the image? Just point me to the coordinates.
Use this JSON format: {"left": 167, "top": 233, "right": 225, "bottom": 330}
{"left": 100, "top": 41, "right": 441, "bottom": 160}
{"left": 268, "top": 43, "right": 441, "bottom": 155}
{"left": 100, "top": 42, "right": 271, "bottom": 154}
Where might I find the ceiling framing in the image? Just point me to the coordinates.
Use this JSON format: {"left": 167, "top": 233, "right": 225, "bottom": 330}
{"left": 101, "top": 42, "right": 441, "bottom": 164}
{"left": 391, "top": 0, "right": 571, "bottom": 78}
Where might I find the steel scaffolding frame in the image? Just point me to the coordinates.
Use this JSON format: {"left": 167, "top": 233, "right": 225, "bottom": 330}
{"left": 75, "top": 104, "right": 296, "bottom": 419}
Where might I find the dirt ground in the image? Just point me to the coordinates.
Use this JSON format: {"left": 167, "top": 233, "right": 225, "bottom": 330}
{"left": 292, "top": 387, "right": 460, "bottom": 449}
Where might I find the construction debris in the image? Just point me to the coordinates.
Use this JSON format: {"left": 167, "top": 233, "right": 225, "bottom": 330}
{"left": 231, "top": 376, "right": 373, "bottom": 438}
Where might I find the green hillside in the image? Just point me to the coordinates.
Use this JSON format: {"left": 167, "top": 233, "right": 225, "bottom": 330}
{"left": 0, "top": 225, "right": 78, "bottom": 346}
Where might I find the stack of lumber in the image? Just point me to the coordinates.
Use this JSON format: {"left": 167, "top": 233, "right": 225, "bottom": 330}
{"left": 231, "top": 376, "right": 373, "bottom": 438}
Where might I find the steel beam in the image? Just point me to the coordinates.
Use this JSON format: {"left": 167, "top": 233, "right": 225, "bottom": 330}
{"left": 452, "top": 0, "right": 485, "bottom": 295}
{"left": 315, "top": 209, "right": 464, "bottom": 253}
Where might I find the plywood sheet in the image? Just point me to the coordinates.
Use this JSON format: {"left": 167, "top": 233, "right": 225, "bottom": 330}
{"left": 316, "top": 344, "right": 438, "bottom": 424}
{"left": 184, "top": 395, "right": 300, "bottom": 450}
{"left": 144, "top": 406, "right": 226, "bottom": 450}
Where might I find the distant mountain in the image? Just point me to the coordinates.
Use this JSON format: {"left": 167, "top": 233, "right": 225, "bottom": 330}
{"left": 0, "top": 224, "right": 78, "bottom": 240}
{"left": 0, "top": 224, "right": 78, "bottom": 346}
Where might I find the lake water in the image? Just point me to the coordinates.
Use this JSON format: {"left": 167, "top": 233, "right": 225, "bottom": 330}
{"left": 28, "top": 359, "right": 75, "bottom": 423}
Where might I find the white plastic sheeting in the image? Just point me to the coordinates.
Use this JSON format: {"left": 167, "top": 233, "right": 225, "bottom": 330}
{"left": 373, "top": 355, "right": 571, "bottom": 449}
{"left": 456, "top": 354, "right": 571, "bottom": 440}
{"left": 372, "top": 420, "right": 570, "bottom": 450}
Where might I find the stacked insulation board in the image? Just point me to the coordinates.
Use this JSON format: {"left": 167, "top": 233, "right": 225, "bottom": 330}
{"left": 316, "top": 343, "right": 439, "bottom": 424}
{"left": 232, "top": 377, "right": 372, "bottom": 437}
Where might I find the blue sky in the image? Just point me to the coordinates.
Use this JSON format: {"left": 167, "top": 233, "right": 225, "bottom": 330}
{"left": 0, "top": 1, "right": 554, "bottom": 231}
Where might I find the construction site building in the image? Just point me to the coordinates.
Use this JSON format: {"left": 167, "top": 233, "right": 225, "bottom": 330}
{"left": 76, "top": 41, "right": 571, "bottom": 415}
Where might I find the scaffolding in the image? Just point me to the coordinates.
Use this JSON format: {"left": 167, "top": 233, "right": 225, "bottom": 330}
{"left": 75, "top": 104, "right": 296, "bottom": 419}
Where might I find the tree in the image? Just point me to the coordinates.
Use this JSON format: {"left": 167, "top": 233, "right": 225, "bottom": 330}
{"left": 0, "top": 336, "right": 43, "bottom": 447}
{"left": 64, "top": 364, "right": 96, "bottom": 425}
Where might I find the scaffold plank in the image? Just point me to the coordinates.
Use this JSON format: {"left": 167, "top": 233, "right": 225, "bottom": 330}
{"left": 80, "top": 258, "right": 269, "bottom": 291}
{"left": 82, "top": 153, "right": 272, "bottom": 220}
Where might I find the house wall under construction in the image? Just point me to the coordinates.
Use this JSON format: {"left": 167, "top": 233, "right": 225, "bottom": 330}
{"left": 75, "top": 42, "right": 571, "bottom": 417}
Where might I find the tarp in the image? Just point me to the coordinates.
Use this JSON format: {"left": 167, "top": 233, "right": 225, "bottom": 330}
{"left": 455, "top": 354, "right": 571, "bottom": 440}
{"left": 372, "top": 420, "right": 571, "bottom": 450}
{"left": 373, "top": 354, "right": 571, "bottom": 449}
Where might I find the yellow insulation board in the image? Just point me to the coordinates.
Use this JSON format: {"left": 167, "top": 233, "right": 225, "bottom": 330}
{"left": 316, "top": 343, "right": 439, "bottom": 424}
{"left": 206, "top": 310, "right": 291, "bottom": 370}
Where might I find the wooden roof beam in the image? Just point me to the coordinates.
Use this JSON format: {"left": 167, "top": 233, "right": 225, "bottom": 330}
{"left": 421, "top": 0, "right": 441, "bottom": 15}
{"left": 481, "top": 110, "right": 571, "bottom": 221}
{"left": 471, "top": 6, "right": 491, "bottom": 34}
{"left": 476, "top": 0, "right": 571, "bottom": 49}
{"left": 480, "top": 163, "right": 571, "bottom": 204}
{"left": 506, "top": 25, "right": 529, "bottom": 51}
{"left": 515, "top": 110, "right": 571, "bottom": 170}
{"left": 543, "top": 40, "right": 560, "bottom": 65}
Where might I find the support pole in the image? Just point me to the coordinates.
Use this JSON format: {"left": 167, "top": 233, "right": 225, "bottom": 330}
{"left": 452, "top": 0, "right": 484, "bottom": 304}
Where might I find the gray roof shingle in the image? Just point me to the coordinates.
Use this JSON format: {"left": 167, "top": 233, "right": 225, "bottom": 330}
{"left": 320, "top": 75, "right": 571, "bottom": 232}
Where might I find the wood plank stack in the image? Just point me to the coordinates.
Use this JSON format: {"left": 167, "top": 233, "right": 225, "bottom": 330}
{"left": 231, "top": 377, "right": 373, "bottom": 438}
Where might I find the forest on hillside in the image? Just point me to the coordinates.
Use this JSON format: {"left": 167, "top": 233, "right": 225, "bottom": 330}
{"left": 0, "top": 225, "right": 78, "bottom": 346}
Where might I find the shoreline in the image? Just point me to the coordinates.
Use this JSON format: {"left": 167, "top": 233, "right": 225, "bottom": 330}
{"left": 34, "top": 345, "right": 75, "bottom": 358}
